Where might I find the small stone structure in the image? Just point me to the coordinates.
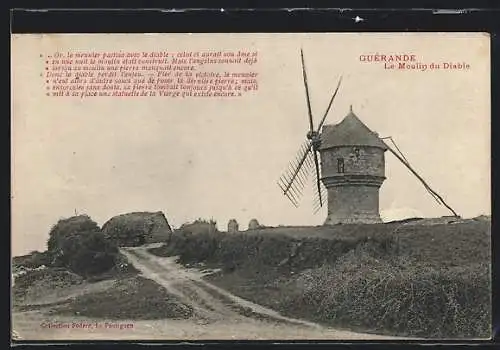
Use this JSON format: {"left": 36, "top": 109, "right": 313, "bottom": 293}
{"left": 248, "top": 218, "right": 261, "bottom": 230}
{"left": 227, "top": 219, "right": 239, "bottom": 233}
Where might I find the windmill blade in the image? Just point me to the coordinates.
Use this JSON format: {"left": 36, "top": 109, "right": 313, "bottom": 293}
{"left": 316, "top": 75, "right": 343, "bottom": 133}
{"left": 278, "top": 175, "right": 300, "bottom": 207}
{"left": 278, "top": 141, "right": 314, "bottom": 207}
{"left": 382, "top": 137, "right": 442, "bottom": 204}
{"left": 284, "top": 144, "right": 314, "bottom": 193}
{"left": 280, "top": 177, "right": 300, "bottom": 206}
{"left": 300, "top": 49, "right": 315, "bottom": 133}
{"left": 383, "top": 136, "right": 410, "bottom": 165}
{"left": 304, "top": 147, "right": 314, "bottom": 168}
{"left": 383, "top": 138, "right": 459, "bottom": 217}
{"left": 282, "top": 141, "right": 313, "bottom": 192}
{"left": 383, "top": 137, "right": 442, "bottom": 203}
{"left": 311, "top": 149, "right": 323, "bottom": 208}
{"left": 277, "top": 180, "right": 298, "bottom": 207}
{"left": 312, "top": 181, "right": 328, "bottom": 214}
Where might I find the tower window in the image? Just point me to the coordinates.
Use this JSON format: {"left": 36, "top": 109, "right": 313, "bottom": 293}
{"left": 354, "top": 147, "right": 360, "bottom": 158}
{"left": 337, "top": 158, "right": 345, "bottom": 173}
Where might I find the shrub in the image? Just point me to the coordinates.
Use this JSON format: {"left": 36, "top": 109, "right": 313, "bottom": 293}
{"left": 179, "top": 218, "right": 218, "bottom": 235}
{"left": 149, "top": 221, "right": 491, "bottom": 338}
{"left": 286, "top": 245, "right": 491, "bottom": 338}
{"left": 47, "top": 215, "right": 100, "bottom": 252}
{"left": 151, "top": 229, "right": 397, "bottom": 274}
{"left": 46, "top": 215, "right": 119, "bottom": 277}
{"left": 12, "top": 251, "right": 51, "bottom": 269}
{"left": 60, "top": 231, "right": 119, "bottom": 277}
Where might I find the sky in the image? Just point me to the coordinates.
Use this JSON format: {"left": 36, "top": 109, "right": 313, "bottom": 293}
{"left": 11, "top": 33, "right": 490, "bottom": 256}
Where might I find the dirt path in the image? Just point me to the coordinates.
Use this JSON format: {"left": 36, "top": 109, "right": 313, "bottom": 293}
{"left": 118, "top": 245, "right": 401, "bottom": 340}
{"left": 122, "top": 247, "right": 319, "bottom": 327}
{"left": 12, "top": 244, "right": 404, "bottom": 340}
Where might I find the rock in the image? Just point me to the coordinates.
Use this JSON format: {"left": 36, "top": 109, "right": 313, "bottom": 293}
{"left": 102, "top": 211, "right": 172, "bottom": 246}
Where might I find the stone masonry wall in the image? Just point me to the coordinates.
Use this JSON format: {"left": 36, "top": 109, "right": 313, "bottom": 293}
{"left": 325, "top": 185, "right": 382, "bottom": 225}
{"left": 320, "top": 146, "right": 386, "bottom": 225}
{"left": 320, "top": 146, "right": 385, "bottom": 178}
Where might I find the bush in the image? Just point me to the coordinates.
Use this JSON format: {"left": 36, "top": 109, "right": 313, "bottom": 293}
{"left": 150, "top": 229, "right": 397, "bottom": 274}
{"left": 12, "top": 251, "right": 51, "bottom": 269}
{"left": 149, "top": 221, "right": 491, "bottom": 338}
{"left": 86, "top": 253, "right": 140, "bottom": 282}
{"left": 179, "top": 218, "right": 218, "bottom": 235}
{"left": 286, "top": 245, "right": 491, "bottom": 338}
{"left": 60, "top": 231, "right": 119, "bottom": 277}
{"left": 46, "top": 215, "right": 119, "bottom": 277}
{"left": 47, "top": 215, "right": 100, "bottom": 252}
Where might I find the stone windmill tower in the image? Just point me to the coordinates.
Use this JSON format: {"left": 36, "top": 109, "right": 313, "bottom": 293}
{"left": 277, "top": 49, "right": 459, "bottom": 225}
{"left": 318, "top": 106, "right": 388, "bottom": 224}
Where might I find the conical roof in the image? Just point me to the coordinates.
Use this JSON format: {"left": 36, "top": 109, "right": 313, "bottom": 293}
{"left": 319, "top": 107, "right": 387, "bottom": 150}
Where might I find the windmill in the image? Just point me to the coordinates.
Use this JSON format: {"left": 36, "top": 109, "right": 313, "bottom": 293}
{"left": 278, "top": 49, "right": 459, "bottom": 225}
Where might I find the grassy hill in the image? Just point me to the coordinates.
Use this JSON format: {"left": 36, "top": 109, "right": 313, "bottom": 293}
{"left": 12, "top": 212, "right": 188, "bottom": 322}
{"left": 239, "top": 218, "right": 490, "bottom": 266}
{"left": 149, "top": 217, "right": 491, "bottom": 338}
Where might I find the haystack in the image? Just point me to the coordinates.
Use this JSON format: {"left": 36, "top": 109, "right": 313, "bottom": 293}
{"left": 102, "top": 211, "right": 172, "bottom": 246}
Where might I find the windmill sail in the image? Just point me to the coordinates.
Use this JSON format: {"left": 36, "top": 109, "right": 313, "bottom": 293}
{"left": 312, "top": 178, "right": 328, "bottom": 214}
{"left": 278, "top": 141, "right": 314, "bottom": 207}
{"left": 311, "top": 146, "right": 323, "bottom": 207}
{"left": 300, "top": 49, "right": 315, "bottom": 134}
{"left": 382, "top": 137, "right": 459, "bottom": 217}
{"left": 316, "top": 76, "right": 343, "bottom": 133}
{"left": 278, "top": 49, "right": 342, "bottom": 211}
{"left": 279, "top": 50, "right": 457, "bottom": 219}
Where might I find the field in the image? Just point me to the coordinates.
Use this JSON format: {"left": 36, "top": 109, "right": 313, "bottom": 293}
{"left": 12, "top": 264, "right": 192, "bottom": 321}
{"left": 12, "top": 248, "right": 402, "bottom": 340}
{"left": 149, "top": 217, "right": 491, "bottom": 339}
{"left": 11, "top": 215, "right": 491, "bottom": 340}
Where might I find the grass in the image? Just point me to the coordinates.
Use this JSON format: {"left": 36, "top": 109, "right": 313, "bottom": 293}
{"left": 55, "top": 275, "right": 193, "bottom": 320}
{"left": 12, "top": 251, "right": 51, "bottom": 269}
{"left": 13, "top": 268, "right": 84, "bottom": 303}
{"left": 151, "top": 220, "right": 490, "bottom": 270}
{"left": 13, "top": 252, "right": 140, "bottom": 301}
{"left": 13, "top": 259, "right": 191, "bottom": 322}
{"left": 241, "top": 220, "right": 491, "bottom": 267}
{"left": 279, "top": 246, "right": 491, "bottom": 338}
{"left": 149, "top": 218, "right": 491, "bottom": 338}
